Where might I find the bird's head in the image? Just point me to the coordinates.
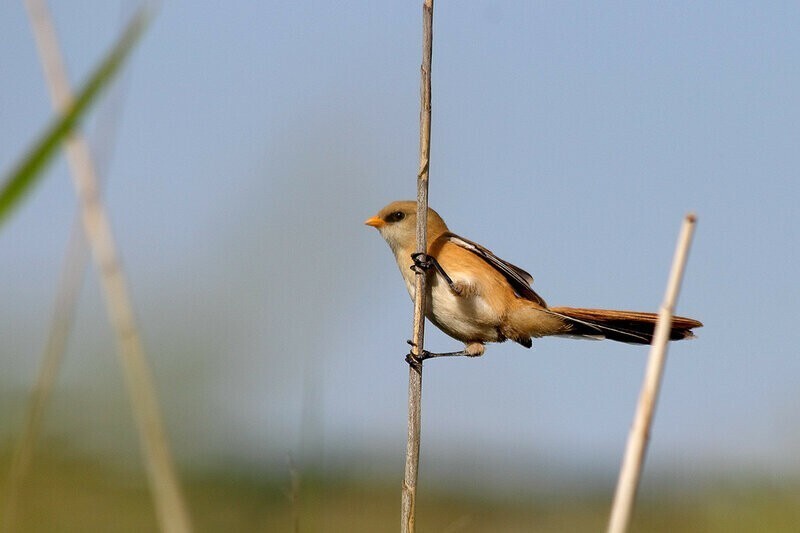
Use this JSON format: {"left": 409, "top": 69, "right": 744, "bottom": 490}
{"left": 365, "top": 200, "right": 448, "bottom": 253}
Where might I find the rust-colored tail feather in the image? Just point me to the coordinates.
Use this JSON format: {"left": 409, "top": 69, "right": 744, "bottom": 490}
{"left": 549, "top": 307, "right": 703, "bottom": 344}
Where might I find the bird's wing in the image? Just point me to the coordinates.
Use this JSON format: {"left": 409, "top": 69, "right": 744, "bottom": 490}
{"left": 444, "top": 232, "right": 548, "bottom": 307}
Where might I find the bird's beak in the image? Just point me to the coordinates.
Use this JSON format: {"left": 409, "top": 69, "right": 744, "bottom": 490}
{"left": 364, "top": 216, "right": 385, "bottom": 228}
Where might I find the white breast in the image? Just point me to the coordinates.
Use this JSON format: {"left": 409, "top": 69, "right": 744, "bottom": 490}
{"left": 397, "top": 259, "right": 501, "bottom": 343}
{"left": 428, "top": 274, "right": 501, "bottom": 342}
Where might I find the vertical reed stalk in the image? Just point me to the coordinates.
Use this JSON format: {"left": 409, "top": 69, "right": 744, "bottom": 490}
{"left": 607, "top": 214, "right": 697, "bottom": 533}
{"left": 20, "top": 2, "right": 192, "bottom": 532}
{"left": 401, "top": 2, "right": 434, "bottom": 532}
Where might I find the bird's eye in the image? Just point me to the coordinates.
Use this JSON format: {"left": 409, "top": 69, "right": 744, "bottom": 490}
{"left": 387, "top": 211, "right": 405, "bottom": 223}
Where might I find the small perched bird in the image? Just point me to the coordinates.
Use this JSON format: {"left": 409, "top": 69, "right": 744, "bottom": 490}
{"left": 365, "top": 200, "right": 702, "bottom": 359}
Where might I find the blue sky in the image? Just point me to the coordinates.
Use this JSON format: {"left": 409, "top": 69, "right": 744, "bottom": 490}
{"left": 2, "top": 1, "right": 799, "bottom": 492}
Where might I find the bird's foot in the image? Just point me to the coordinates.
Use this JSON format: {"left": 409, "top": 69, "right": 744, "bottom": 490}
{"left": 409, "top": 253, "right": 464, "bottom": 296}
{"left": 405, "top": 339, "right": 425, "bottom": 370}
{"left": 410, "top": 252, "right": 434, "bottom": 274}
{"left": 405, "top": 352, "right": 423, "bottom": 371}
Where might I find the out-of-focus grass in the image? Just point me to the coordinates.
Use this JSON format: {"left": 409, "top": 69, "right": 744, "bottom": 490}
{"left": 2, "top": 447, "right": 798, "bottom": 532}
{"left": 0, "top": 7, "right": 148, "bottom": 230}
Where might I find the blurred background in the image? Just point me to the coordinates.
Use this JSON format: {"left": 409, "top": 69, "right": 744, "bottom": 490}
{"left": 1, "top": 1, "right": 799, "bottom": 531}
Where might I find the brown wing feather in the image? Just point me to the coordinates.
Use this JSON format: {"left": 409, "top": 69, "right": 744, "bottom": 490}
{"left": 444, "top": 232, "right": 547, "bottom": 307}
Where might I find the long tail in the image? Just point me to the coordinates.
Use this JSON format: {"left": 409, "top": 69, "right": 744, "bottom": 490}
{"left": 547, "top": 307, "right": 702, "bottom": 344}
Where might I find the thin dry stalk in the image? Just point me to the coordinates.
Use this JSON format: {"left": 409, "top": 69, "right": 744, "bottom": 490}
{"left": 401, "top": 2, "right": 433, "bottom": 532}
{"left": 1, "top": 219, "right": 88, "bottom": 533}
{"left": 288, "top": 455, "right": 301, "bottom": 533}
{"left": 606, "top": 213, "right": 697, "bottom": 533}
{"left": 2, "top": 25, "right": 128, "bottom": 533}
{"left": 20, "top": 2, "right": 192, "bottom": 532}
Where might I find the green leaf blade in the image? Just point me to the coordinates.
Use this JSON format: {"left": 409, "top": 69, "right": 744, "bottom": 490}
{"left": 0, "top": 8, "right": 150, "bottom": 229}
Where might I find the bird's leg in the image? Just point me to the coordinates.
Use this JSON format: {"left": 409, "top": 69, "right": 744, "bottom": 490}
{"left": 410, "top": 253, "right": 463, "bottom": 295}
{"left": 420, "top": 350, "right": 472, "bottom": 360}
{"left": 406, "top": 340, "right": 483, "bottom": 365}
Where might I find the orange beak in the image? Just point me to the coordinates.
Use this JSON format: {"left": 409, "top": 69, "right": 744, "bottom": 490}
{"left": 364, "top": 216, "right": 385, "bottom": 228}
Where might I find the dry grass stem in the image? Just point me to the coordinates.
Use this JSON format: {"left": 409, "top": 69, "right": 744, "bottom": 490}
{"left": 17, "top": 1, "right": 192, "bottom": 532}
{"left": 607, "top": 213, "right": 698, "bottom": 533}
{"left": 2, "top": 219, "right": 89, "bottom": 533}
{"left": 3, "top": 18, "right": 129, "bottom": 533}
{"left": 401, "top": 1, "right": 434, "bottom": 532}
{"left": 287, "top": 454, "right": 301, "bottom": 533}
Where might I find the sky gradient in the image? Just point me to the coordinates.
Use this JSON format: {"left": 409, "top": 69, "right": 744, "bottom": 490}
{"left": 2, "top": 1, "right": 799, "bottom": 493}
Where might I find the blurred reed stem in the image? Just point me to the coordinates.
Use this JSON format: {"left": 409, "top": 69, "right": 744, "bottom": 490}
{"left": 7, "top": 2, "right": 193, "bottom": 532}
{"left": 1, "top": 10, "right": 130, "bottom": 532}
{"left": 607, "top": 213, "right": 698, "bottom": 533}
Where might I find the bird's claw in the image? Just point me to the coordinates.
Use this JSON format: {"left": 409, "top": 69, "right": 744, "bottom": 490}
{"left": 405, "top": 351, "right": 426, "bottom": 370}
{"left": 406, "top": 339, "right": 430, "bottom": 369}
{"left": 410, "top": 253, "right": 461, "bottom": 295}
{"left": 410, "top": 252, "right": 434, "bottom": 274}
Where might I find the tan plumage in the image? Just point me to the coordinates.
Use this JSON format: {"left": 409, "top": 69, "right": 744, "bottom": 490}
{"left": 366, "top": 201, "right": 702, "bottom": 357}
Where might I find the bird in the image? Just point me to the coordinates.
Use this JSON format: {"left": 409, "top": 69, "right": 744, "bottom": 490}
{"left": 365, "top": 200, "right": 702, "bottom": 360}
